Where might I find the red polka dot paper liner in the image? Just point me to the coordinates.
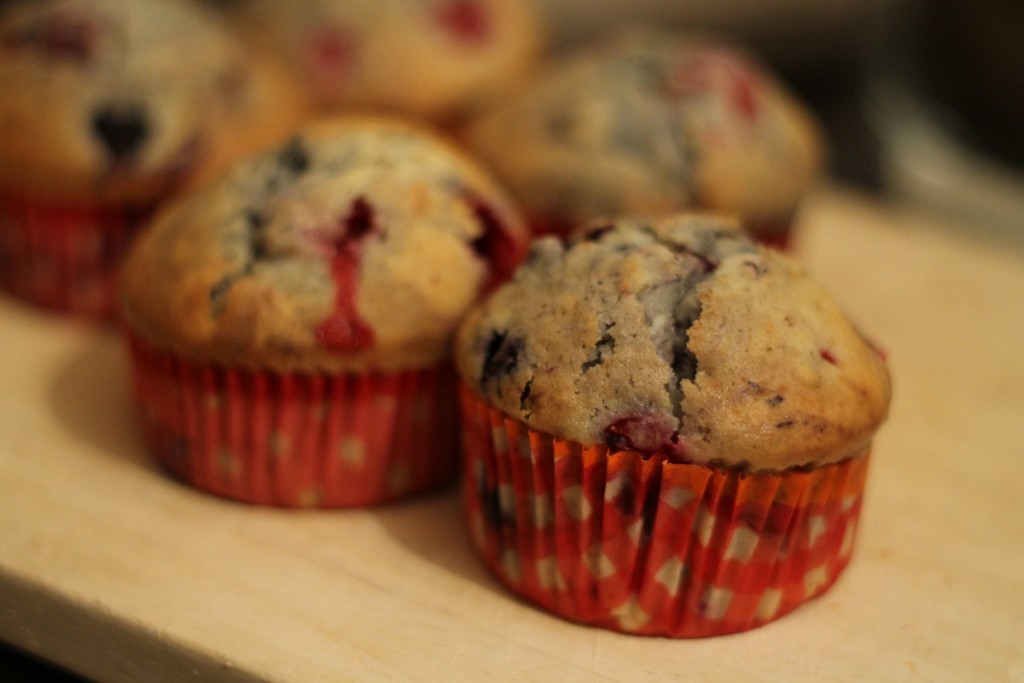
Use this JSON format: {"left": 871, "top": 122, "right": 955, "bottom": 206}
{"left": 459, "top": 385, "right": 869, "bottom": 637}
{"left": 0, "top": 194, "right": 149, "bottom": 319}
{"left": 128, "top": 335, "right": 460, "bottom": 508}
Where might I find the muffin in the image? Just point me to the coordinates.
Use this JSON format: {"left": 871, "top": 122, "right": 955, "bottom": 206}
{"left": 455, "top": 214, "right": 890, "bottom": 636}
{"left": 225, "top": 0, "right": 543, "bottom": 123}
{"left": 0, "top": 0, "right": 308, "bottom": 318}
{"left": 465, "top": 29, "right": 823, "bottom": 247}
{"left": 120, "top": 117, "right": 529, "bottom": 507}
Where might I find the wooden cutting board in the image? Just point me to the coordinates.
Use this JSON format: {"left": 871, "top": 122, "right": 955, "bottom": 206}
{"left": 1, "top": 186, "right": 1022, "bottom": 682}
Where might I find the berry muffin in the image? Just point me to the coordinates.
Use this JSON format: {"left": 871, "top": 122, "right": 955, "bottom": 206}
{"left": 465, "top": 29, "right": 823, "bottom": 247}
{"left": 120, "top": 117, "right": 528, "bottom": 507}
{"left": 0, "top": 0, "right": 308, "bottom": 318}
{"left": 223, "top": 0, "right": 543, "bottom": 123}
{"left": 455, "top": 214, "right": 890, "bottom": 636}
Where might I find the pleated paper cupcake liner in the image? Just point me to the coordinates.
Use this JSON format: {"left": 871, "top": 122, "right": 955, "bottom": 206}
{"left": 459, "top": 385, "right": 869, "bottom": 637}
{"left": 128, "top": 335, "right": 460, "bottom": 507}
{"left": 0, "top": 194, "right": 148, "bottom": 319}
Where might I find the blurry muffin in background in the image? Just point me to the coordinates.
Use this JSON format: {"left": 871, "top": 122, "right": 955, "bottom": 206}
{"left": 465, "top": 28, "right": 823, "bottom": 248}
{"left": 120, "top": 117, "right": 529, "bottom": 507}
{"left": 223, "top": 0, "right": 543, "bottom": 123}
{"left": 0, "top": 0, "right": 309, "bottom": 318}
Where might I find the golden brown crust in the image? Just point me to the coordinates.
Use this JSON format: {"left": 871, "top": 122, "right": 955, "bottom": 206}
{"left": 679, "top": 250, "right": 891, "bottom": 470}
{"left": 455, "top": 214, "right": 890, "bottom": 472}
{"left": 227, "top": 0, "right": 544, "bottom": 121}
{"left": 121, "top": 117, "right": 528, "bottom": 373}
{"left": 465, "top": 28, "right": 823, "bottom": 232}
{"left": 0, "top": 0, "right": 309, "bottom": 204}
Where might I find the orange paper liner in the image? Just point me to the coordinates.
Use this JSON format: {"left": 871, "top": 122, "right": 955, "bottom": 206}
{"left": 459, "top": 385, "right": 869, "bottom": 637}
{"left": 0, "top": 193, "right": 150, "bottom": 318}
{"left": 128, "top": 335, "right": 460, "bottom": 508}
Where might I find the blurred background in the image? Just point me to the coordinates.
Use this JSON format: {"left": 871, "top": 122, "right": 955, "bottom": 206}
{"left": 533, "top": 0, "right": 1024, "bottom": 245}
{"left": 1, "top": 0, "right": 1021, "bottom": 678}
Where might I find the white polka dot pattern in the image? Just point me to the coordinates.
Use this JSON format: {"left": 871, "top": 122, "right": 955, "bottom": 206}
{"left": 460, "top": 385, "right": 870, "bottom": 637}
{"left": 129, "top": 334, "right": 459, "bottom": 507}
{"left": 0, "top": 197, "right": 147, "bottom": 318}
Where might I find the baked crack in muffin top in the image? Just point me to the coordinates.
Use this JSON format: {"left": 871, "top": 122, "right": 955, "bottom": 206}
{"left": 456, "top": 214, "right": 890, "bottom": 472}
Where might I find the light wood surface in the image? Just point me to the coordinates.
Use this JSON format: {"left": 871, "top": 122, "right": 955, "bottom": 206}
{"left": 1, "top": 186, "right": 1022, "bottom": 682}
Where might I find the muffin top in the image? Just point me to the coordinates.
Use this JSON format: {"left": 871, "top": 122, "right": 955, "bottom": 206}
{"left": 456, "top": 214, "right": 890, "bottom": 472}
{"left": 121, "top": 117, "right": 529, "bottom": 374}
{"left": 226, "top": 0, "right": 543, "bottom": 121}
{"left": 466, "top": 29, "right": 822, "bottom": 235}
{"left": 0, "top": 0, "right": 308, "bottom": 204}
